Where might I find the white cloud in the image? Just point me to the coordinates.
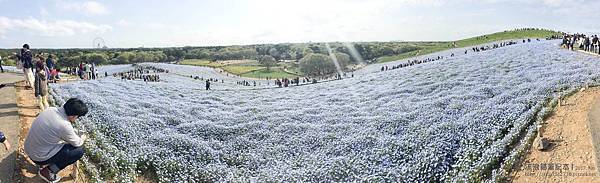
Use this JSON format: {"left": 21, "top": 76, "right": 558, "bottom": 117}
{"left": 118, "top": 0, "right": 458, "bottom": 46}
{"left": 534, "top": 0, "right": 600, "bottom": 16}
{"left": 0, "top": 17, "right": 112, "bottom": 37}
{"left": 116, "top": 19, "right": 131, "bottom": 27}
{"left": 397, "top": 0, "right": 447, "bottom": 6}
{"left": 541, "top": 0, "right": 567, "bottom": 6}
{"left": 40, "top": 7, "right": 50, "bottom": 17}
{"left": 55, "top": 0, "right": 109, "bottom": 16}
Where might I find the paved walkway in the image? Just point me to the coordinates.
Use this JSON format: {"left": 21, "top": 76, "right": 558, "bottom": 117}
{"left": 0, "top": 73, "right": 25, "bottom": 183}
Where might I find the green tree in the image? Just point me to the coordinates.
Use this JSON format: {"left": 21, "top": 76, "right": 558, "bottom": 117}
{"left": 116, "top": 52, "right": 135, "bottom": 64}
{"left": 257, "top": 55, "right": 277, "bottom": 71}
{"left": 86, "top": 53, "right": 108, "bottom": 65}
{"left": 299, "top": 53, "right": 336, "bottom": 76}
{"left": 268, "top": 48, "right": 280, "bottom": 61}
{"left": 333, "top": 53, "right": 351, "bottom": 70}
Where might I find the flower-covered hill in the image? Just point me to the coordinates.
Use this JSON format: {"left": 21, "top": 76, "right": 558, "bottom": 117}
{"left": 51, "top": 40, "right": 600, "bottom": 182}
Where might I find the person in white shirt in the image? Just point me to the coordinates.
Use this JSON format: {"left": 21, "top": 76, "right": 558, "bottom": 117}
{"left": 24, "top": 98, "right": 88, "bottom": 183}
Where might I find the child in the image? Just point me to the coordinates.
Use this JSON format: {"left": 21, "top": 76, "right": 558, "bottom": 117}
{"left": 51, "top": 69, "right": 59, "bottom": 83}
{"left": 0, "top": 131, "right": 10, "bottom": 150}
{"left": 34, "top": 60, "right": 49, "bottom": 110}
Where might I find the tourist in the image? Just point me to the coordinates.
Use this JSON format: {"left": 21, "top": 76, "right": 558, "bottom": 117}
{"left": 24, "top": 98, "right": 88, "bottom": 182}
{"left": 0, "top": 131, "right": 10, "bottom": 150}
{"left": 593, "top": 35, "right": 599, "bottom": 53}
{"left": 206, "top": 80, "right": 211, "bottom": 90}
{"left": 34, "top": 60, "right": 49, "bottom": 110}
{"left": 584, "top": 36, "right": 591, "bottom": 52}
{"left": 0, "top": 55, "right": 3, "bottom": 73}
{"left": 570, "top": 36, "right": 576, "bottom": 51}
{"left": 78, "top": 62, "right": 84, "bottom": 79}
{"left": 46, "top": 55, "right": 55, "bottom": 81}
{"left": 562, "top": 36, "right": 569, "bottom": 48}
{"left": 46, "top": 55, "right": 54, "bottom": 71}
{"left": 85, "top": 63, "right": 91, "bottom": 80}
{"left": 51, "top": 69, "right": 59, "bottom": 83}
{"left": 91, "top": 62, "right": 96, "bottom": 80}
{"left": 80, "top": 62, "right": 85, "bottom": 80}
{"left": 17, "top": 44, "right": 35, "bottom": 89}
{"left": 598, "top": 36, "right": 600, "bottom": 54}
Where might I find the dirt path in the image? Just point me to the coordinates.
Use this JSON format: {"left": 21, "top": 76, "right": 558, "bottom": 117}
{"left": 588, "top": 88, "right": 600, "bottom": 175}
{"left": 511, "top": 87, "right": 600, "bottom": 182}
{"left": 14, "top": 80, "right": 82, "bottom": 183}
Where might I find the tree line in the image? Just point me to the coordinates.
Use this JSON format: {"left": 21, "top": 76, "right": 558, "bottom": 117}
{"left": 0, "top": 41, "right": 426, "bottom": 77}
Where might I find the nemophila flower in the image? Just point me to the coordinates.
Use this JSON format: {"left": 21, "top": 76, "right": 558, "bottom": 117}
{"left": 49, "top": 40, "right": 600, "bottom": 182}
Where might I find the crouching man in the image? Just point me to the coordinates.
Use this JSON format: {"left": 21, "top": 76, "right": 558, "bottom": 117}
{"left": 24, "top": 98, "right": 88, "bottom": 182}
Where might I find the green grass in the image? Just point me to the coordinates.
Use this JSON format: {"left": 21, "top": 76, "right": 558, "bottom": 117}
{"left": 180, "top": 59, "right": 226, "bottom": 67}
{"left": 235, "top": 60, "right": 261, "bottom": 66}
{"left": 180, "top": 59, "right": 303, "bottom": 78}
{"left": 222, "top": 65, "right": 264, "bottom": 75}
{"left": 285, "top": 67, "right": 302, "bottom": 75}
{"left": 241, "top": 67, "right": 299, "bottom": 79}
{"left": 378, "top": 29, "right": 562, "bottom": 62}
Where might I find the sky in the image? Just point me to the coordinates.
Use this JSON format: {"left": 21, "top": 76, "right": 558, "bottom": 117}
{"left": 0, "top": 0, "right": 599, "bottom": 48}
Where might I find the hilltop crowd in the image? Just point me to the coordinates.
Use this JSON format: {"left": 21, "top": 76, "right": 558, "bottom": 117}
{"left": 380, "top": 39, "right": 539, "bottom": 72}
{"left": 381, "top": 56, "right": 446, "bottom": 71}
{"left": 273, "top": 77, "right": 321, "bottom": 88}
{"left": 562, "top": 33, "right": 600, "bottom": 54}
{"left": 115, "top": 66, "right": 167, "bottom": 82}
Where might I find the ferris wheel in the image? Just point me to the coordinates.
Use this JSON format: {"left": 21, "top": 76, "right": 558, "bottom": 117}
{"left": 93, "top": 37, "right": 107, "bottom": 49}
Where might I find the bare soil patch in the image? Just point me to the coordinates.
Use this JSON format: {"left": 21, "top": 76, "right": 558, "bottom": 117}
{"left": 511, "top": 87, "right": 600, "bottom": 182}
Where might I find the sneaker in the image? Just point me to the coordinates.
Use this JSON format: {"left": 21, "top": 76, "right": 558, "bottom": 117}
{"left": 38, "top": 167, "right": 62, "bottom": 183}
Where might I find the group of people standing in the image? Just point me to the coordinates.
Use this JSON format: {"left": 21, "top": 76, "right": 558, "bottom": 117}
{"left": 237, "top": 80, "right": 256, "bottom": 87}
{"left": 73, "top": 62, "right": 96, "bottom": 80}
{"left": 14, "top": 44, "right": 55, "bottom": 110}
{"left": 274, "top": 77, "right": 318, "bottom": 87}
{"left": 115, "top": 65, "right": 167, "bottom": 82}
{"left": 562, "top": 33, "right": 600, "bottom": 54}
